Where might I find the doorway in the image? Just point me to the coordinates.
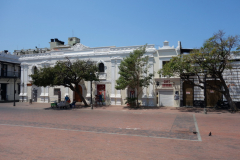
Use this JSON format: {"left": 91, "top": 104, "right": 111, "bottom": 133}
{"left": 159, "top": 91, "right": 173, "bottom": 107}
{"left": 0, "top": 84, "right": 7, "bottom": 100}
{"left": 97, "top": 84, "right": 105, "bottom": 101}
{"left": 183, "top": 81, "right": 194, "bottom": 106}
{"left": 32, "top": 88, "right": 38, "bottom": 102}
{"left": 206, "top": 80, "right": 222, "bottom": 107}
{"left": 74, "top": 85, "right": 82, "bottom": 102}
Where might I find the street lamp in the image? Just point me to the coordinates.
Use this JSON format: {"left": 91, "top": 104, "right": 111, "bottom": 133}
{"left": 90, "top": 73, "right": 93, "bottom": 110}
{"left": 203, "top": 70, "right": 207, "bottom": 114}
{"left": 13, "top": 73, "right": 16, "bottom": 106}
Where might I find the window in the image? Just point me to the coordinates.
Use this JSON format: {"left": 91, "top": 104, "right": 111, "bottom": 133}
{"left": 54, "top": 88, "right": 60, "bottom": 95}
{"left": 33, "top": 66, "right": 37, "bottom": 74}
{"left": 18, "top": 66, "right": 21, "bottom": 77}
{"left": 99, "top": 63, "right": 104, "bottom": 72}
{"left": 162, "top": 61, "right": 169, "bottom": 67}
{"left": 1, "top": 64, "right": 7, "bottom": 76}
{"left": 162, "top": 61, "right": 170, "bottom": 77}
{"left": 18, "top": 84, "right": 20, "bottom": 94}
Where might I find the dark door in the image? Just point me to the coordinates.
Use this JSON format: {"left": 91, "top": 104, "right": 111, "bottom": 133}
{"left": 206, "top": 80, "right": 222, "bottom": 107}
{"left": 1, "top": 84, "right": 7, "bottom": 100}
{"left": 75, "top": 85, "right": 82, "bottom": 102}
{"left": 32, "top": 89, "right": 37, "bottom": 102}
{"left": 183, "top": 81, "right": 194, "bottom": 106}
{"left": 97, "top": 84, "right": 105, "bottom": 101}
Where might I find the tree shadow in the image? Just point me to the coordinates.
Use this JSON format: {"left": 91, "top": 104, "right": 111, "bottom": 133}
{"left": 173, "top": 107, "right": 239, "bottom": 114}
{"left": 123, "top": 106, "right": 164, "bottom": 110}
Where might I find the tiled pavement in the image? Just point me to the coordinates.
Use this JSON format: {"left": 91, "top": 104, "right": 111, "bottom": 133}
{"left": 0, "top": 102, "right": 240, "bottom": 159}
{"left": 0, "top": 114, "right": 199, "bottom": 141}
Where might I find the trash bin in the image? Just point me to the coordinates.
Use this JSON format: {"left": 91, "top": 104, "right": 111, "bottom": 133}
{"left": 51, "top": 103, "right": 57, "bottom": 108}
{"left": 29, "top": 99, "right": 32, "bottom": 104}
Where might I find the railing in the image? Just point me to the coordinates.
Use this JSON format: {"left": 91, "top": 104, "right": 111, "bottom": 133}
{"left": 0, "top": 71, "right": 20, "bottom": 78}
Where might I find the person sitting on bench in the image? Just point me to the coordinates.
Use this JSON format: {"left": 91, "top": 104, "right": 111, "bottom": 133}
{"left": 70, "top": 99, "right": 76, "bottom": 108}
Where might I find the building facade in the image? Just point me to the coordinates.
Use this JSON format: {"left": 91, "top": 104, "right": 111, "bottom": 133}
{"left": 0, "top": 50, "right": 21, "bottom": 102}
{"left": 179, "top": 55, "right": 240, "bottom": 107}
{"left": 18, "top": 38, "right": 181, "bottom": 107}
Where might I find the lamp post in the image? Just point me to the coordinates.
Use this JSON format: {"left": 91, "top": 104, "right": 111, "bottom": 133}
{"left": 13, "top": 73, "right": 16, "bottom": 106}
{"left": 204, "top": 71, "right": 207, "bottom": 114}
{"left": 90, "top": 73, "right": 93, "bottom": 110}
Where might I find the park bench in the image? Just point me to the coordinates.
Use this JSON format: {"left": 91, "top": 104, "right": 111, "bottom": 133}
{"left": 51, "top": 101, "right": 70, "bottom": 109}
{"left": 58, "top": 101, "right": 70, "bottom": 109}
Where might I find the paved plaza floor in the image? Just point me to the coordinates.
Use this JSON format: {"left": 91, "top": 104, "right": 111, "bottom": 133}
{"left": 0, "top": 102, "right": 239, "bottom": 159}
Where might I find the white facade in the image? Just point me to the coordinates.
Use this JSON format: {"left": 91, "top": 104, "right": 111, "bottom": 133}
{"left": 154, "top": 41, "right": 181, "bottom": 107}
{"left": 18, "top": 39, "right": 181, "bottom": 107}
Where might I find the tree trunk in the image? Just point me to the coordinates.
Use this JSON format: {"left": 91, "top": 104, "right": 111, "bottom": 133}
{"left": 136, "top": 88, "right": 139, "bottom": 107}
{"left": 224, "top": 92, "right": 237, "bottom": 112}
{"left": 220, "top": 77, "right": 237, "bottom": 112}
{"left": 74, "top": 83, "right": 89, "bottom": 107}
{"left": 76, "top": 90, "right": 89, "bottom": 107}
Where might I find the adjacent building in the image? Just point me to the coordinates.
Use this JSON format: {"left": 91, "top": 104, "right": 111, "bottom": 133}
{"left": 0, "top": 50, "right": 21, "bottom": 102}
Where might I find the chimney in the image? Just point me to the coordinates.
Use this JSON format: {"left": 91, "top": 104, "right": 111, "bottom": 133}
{"left": 163, "top": 41, "right": 169, "bottom": 47}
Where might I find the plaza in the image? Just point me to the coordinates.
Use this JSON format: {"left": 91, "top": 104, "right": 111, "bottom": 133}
{"left": 0, "top": 102, "right": 239, "bottom": 159}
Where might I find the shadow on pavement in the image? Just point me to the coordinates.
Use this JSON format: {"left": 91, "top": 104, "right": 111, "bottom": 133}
{"left": 171, "top": 107, "right": 240, "bottom": 114}
{"left": 123, "top": 106, "right": 166, "bottom": 110}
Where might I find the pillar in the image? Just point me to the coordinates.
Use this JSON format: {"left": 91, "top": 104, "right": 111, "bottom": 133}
{"left": 148, "top": 56, "right": 154, "bottom": 106}
{"left": 110, "top": 58, "right": 116, "bottom": 105}
{"left": 116, "top": 59, "right": 122, "bottom": 105}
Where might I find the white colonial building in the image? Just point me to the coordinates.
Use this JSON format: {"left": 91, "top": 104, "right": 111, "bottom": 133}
{"left": 18, "top": 37, "right": 182, "bottom": 107}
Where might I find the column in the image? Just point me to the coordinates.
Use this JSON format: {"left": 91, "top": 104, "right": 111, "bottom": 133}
{"left": 20, "top": 65, "right": 24, "bottom": 102}
{"left": 65, "top": 87, "right": 69, "bottom": 96}
{"left": 110, "top": 58, "right": 116, "bottom": 105}
{"left": 148, "top": 56, "right": 154, "bottom": 106}
{"left": 45, "top": 86, "right": 49, "bottom": 103}
{"left": 141, "top": 70, "right": 147, "bottom": 106}
{"left": 40, "top": 86, "right": 45, "bottom": 102}
{"left": 86, "top": 81, "right": 91, "bottom": 101}
{"left": 23, "top": 65, "right": 28, "bottom": 101}
{"left": 116, "top": 59, "right": 122, "bottom": 105}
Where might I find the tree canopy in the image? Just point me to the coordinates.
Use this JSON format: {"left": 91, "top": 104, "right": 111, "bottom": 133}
{"left": 30, "top": 58, "right": 99, "bottom": 106}
{"left": 159, "top": 30, "right": 240, "bottom": 111}
{"left": 115, "top": 46, "right": 154, "bottom": 107}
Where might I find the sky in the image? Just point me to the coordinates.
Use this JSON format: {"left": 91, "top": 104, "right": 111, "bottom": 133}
{"left": 0, "top": 0, "right": 240, "bottom": 53}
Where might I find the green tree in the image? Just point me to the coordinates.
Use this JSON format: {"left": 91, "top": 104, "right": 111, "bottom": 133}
{"left": 159, "top": 30, "right": 240, "bottom": 111}
{"left": 30, "top": 57, "right": 99, "bottom": 106}
{"left": 115, "top": 46, "right": 154, "bottom": 107}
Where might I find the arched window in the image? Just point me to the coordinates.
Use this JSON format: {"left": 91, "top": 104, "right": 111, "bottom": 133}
{"left": 33, "top": 66, "right": 37, "bottom": 74}
{"left": 99, "top": 63, "right": 104, "bottom": 72}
